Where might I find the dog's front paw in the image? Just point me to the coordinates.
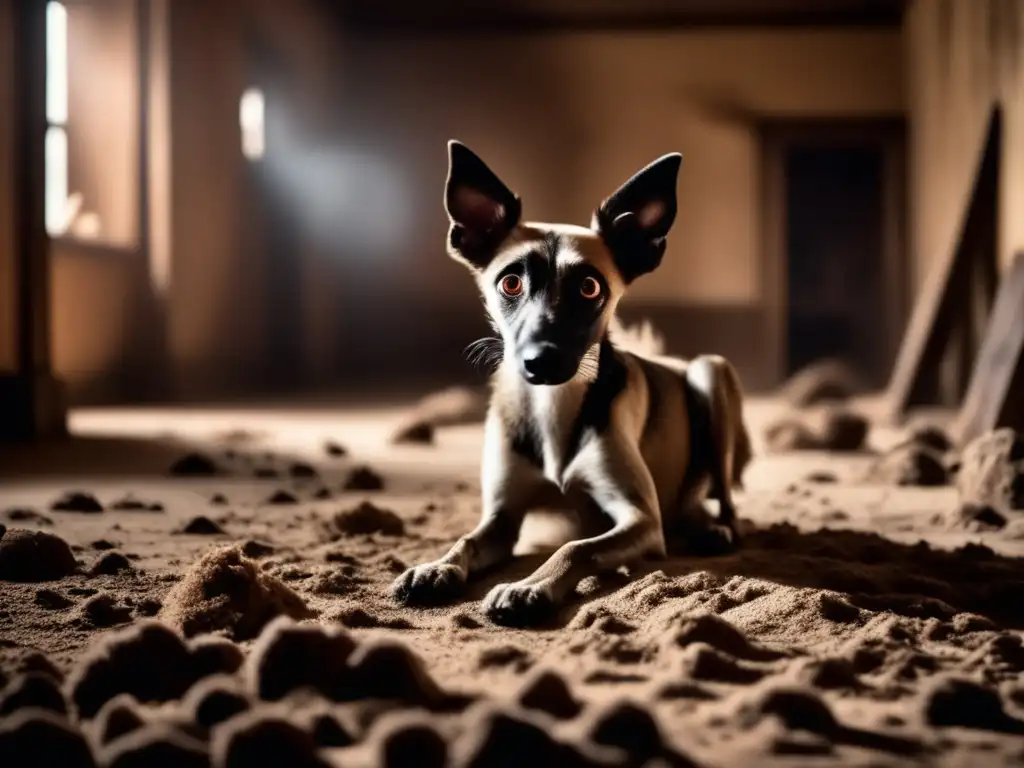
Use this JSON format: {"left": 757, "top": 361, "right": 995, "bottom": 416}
{"left": 391, "top": 561, "right": 466, "bottom": 606}
{"left": 483, "top": 581, "right": 558, "bottom": 627}
{"left": 688, "top": 519, "right": 740, "bottom": 556}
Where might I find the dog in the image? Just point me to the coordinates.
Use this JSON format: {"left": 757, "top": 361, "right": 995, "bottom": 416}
{"left": 391, "top": 141, "right": 752, "bottom": 627}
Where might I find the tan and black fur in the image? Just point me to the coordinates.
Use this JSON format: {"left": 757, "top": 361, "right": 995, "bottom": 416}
{"left": 391, "top": 141, "right": 752, "bottom": 627}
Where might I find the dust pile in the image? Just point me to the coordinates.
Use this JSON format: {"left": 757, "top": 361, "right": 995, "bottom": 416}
{"left": 1, "top": 398, "right": 1024, "bottom": 766}
{"left": 159, "top": 546, "right": 316, "bottom": 641}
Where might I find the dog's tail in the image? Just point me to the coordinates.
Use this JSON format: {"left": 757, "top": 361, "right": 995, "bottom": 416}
{"left": 607, "top": 315, "right": 666, "bottom": 359}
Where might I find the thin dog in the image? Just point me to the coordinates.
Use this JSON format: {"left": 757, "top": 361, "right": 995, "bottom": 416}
{"left": 392, "top": 141, "right": 752, "bottom": 627}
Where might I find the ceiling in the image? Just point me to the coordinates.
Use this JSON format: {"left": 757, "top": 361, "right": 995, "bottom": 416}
{"left": 331, "top": 0, "right": 907, "bottom": 32}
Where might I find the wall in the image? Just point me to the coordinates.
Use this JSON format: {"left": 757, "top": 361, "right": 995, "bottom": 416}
{"left": 904, "top": 0, "right": 1024, "bottom": 289}
{"left": 0, "top": 0, "right": 16, "bottom": 374}
{"left": 309, "top": 27, "right": 903, "bottom": 389}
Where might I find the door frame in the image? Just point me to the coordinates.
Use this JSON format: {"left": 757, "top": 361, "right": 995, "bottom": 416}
{"left": 759, "top": 117, "right": 907, "bottom": 388}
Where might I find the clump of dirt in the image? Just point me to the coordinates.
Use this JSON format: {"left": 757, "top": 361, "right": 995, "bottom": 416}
{"left": 920, "top": 675, "right": 1024, "bottom": 733}
{"left": 264, "top": 490, "right": 299, "bottom": 505}
{"left": 862, "top": 443, "right": 949, "bottom": 487}
{"left": 4, "top": 508, "right": 53, "bottom": 525}
{"left": 81, "top": 594, "right": 133, "bottom": 628}
{"left": 89, "top": 552, "right": 134, "bottom": 576}
{"left": 0, "top": 672, "right": 67, "bottom": 717}
{"left": 370, "top": 715, "right": 448, "bottom": 768}
{"left": 289, "top": 462, "right": 319, "bottom": 479}
{"left": 211, "top": 711, "right": 330, "bottom": 768}
{"left": 764, "top": 418, "right": 819, "bottom": 452}
{"left": 453, "top": 706, "right": 598, "bottom": 767}
{"left": 51, "top": 491, "right": 104, "bottom": 513}
{"left": 779, "top": 358, "right": 862, "bottom": 406}
{"left": 907, "top": 425, "right": 954, "bottom": 454}
{"left": 956, "top": 429, "right": 1024, "bottom": 516}
{"left": 181, "top": 674, "right": 251, "bottom": 729}
{"left": 398, "top": 385, "right": 489, "bottom": 430}
{"left": 35, "top": 587, "right": 74, "bottom": 610}
{"left": 0, "top": 529, "right": 78, "bottom": 582}
{"left": 516, "top": 668, "right": 582, "bottom": 720}
{"left": 323, "top": 441, "right": 348, "bottom": 457}
{"left": 586, "top": 700, "right": 673, "bottom": 766}
{"left": 818, "top": 409, "right": 870, "bottom": 451}
{"left": 240, "top": 540, "right": 275, "bottom": 558}
{"left": 0, "top": 710, "right": 96, "bottom": 767}
{"left": 763, "top": 408, "right": 869, "bottom": 453}
{"left": 169, "top": 452, "right": 221, "bottom": 476}
{"left": 92, "top": 694, "right": 147, "bottom": 745}
{"left": 391, "top": 420, "right": 436, "bottom": 445}
{"left": 109, "top": 495, "right": 163, "bottom": 512}
{"left": 349, "top": 639, "right": 448, "bottom": 707}
{"left": 343, "top": 466, "right": 385, "bottom": 491}
{"left": 245, "top": 618, "right": 356, "bottom": 702}
{"left": 67, "top": 621, "right": 195, "bottom": 718}
{"left": 322, "top": 501, "right": 405, "bottom": 539}
{"left": 159, "top": 545, "right": 315, "bottom": 641}
{"left": 176, "top": 516, "right": 227, "bottom": 536}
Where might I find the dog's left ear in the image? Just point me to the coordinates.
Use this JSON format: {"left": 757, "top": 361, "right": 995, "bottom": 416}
{"left": 445, "top": 141, "right": 521, "bottom": 269}
{"left": 593, "top": 153, "right": 682, "bottom": 282}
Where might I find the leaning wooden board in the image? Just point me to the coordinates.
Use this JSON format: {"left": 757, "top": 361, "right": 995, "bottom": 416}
{"left": 955, "top": 250, "right": 1024, "bottom": 446}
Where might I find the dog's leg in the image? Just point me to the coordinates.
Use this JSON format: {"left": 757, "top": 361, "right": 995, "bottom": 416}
{"left": 683, "top": 354, "right": 745, "bottom": 550}
{"left": 483, "top": 435, "right": 664, "bottom": 627}
{"left": 391, "top": 414, "right": 539, "bottom": 606}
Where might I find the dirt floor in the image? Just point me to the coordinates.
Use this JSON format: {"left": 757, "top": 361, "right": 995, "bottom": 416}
{"left": 0, "top": 394, "right": 1023, "bottom": 767}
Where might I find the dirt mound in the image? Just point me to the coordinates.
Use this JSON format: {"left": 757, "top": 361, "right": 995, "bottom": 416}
{"left": 245, "top": 618, "right": 356, "bottom": 702}
{"left": 391, "top": 420, "right": 436, "bottom": 445}
{"left": 342, "top": 466, "right": 385, "bottom": 491}
{"left": 0, "top": 709, "right": 96, "bottom": 767}
{"left": 97, "top": 724, "right": 209, "bottom": 768}
{"left": 779, "top": 358, "right": 862, "bottom": 406}
{"left": 956, "top": 429, "right": 1024, "bottom": 514}
{"left": 210, "top": 710, "right": 330, "bottom": 768}
{"left": 159, "top": 546, "right": 315, "bottom": 641}
{"left": 764, "top": 408, "right": 869, "bottom": 453}
{"left": 0, "top": 528, "right": 78, "bottom": 581}
{"left": 322, "top": 501, "right": 405, "bottom": 538}
{"left": 862, "top": 443, "right": 950, "bottom": 487}
{"left": 51, "top": 491, "right": 104, "bottom": 513}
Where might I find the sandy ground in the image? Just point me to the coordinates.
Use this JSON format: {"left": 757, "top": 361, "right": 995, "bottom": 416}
{"left": 0, "top": 395, "right": 1023, "bottom": 766}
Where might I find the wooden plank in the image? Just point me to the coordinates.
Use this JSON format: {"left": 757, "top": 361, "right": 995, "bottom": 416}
{"left": 885, "top": 105, "right": 1001, "bottom": 421}
{"left": 955, "top": 251, "right": 1024, "bottom": 445}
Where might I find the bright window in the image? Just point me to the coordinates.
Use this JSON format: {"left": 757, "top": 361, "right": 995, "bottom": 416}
{"left": 240, "top": 88, "right": 265, "bottom": 161}
{"left": 45, "top": 1, "right": 69, "bottom": 236}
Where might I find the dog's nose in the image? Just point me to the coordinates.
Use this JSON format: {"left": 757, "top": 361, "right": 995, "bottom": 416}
{"left": 521, "top": 344, "right": 565, "bottom": 383}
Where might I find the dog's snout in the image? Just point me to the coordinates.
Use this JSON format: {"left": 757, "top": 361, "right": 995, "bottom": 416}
{"left": 521, "top": 343, "right": 570, "bottom": 384}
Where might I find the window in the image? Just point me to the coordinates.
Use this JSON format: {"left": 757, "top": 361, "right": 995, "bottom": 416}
{"left": 45, "top": 1, "right": 70, "bottom": 237}
{"left": 44, "top": 0, "right": 140, "bottom": 247}
{"left": 240, "top": 87, "right": 266, "bottom": 161}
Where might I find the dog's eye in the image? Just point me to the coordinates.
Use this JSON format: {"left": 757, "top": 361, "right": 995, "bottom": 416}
{"left": 499, "top": 274, "right": 523, "bottom": 297}
{"left": 580, "top": 277, "right": 601, "bottom": 299}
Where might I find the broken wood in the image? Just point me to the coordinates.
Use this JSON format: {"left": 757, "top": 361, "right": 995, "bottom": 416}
{"left": 954, "top": 250, "right": 1024, "bottom": 446}
{"left": 885, "top": 106, "right": 1001, "bottom": 422}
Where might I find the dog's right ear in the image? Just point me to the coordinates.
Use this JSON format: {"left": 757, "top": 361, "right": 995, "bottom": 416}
{"left": 444, "top": 141, "right": 521, "bottom": 269}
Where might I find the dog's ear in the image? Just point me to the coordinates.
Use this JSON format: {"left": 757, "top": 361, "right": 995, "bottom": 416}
{"left": 444, "top": 141, "right": 521, "bottom": 269}
{"left": 593, "top": 153, "right": 682, "bottom": 282}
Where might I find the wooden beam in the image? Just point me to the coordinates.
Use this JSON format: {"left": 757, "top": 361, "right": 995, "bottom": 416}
{"left": 0, "top": 0, "right": 67, "bottom": 440}
{"left": 955, "top": 251, "right": 1024, "bottom": 445}
{"left": 884, "top": 105, "right": 1001, "bottom": 422}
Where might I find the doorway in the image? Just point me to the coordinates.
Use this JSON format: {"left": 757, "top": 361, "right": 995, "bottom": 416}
{"left": 761, "top": 119, "right": 907, "bottom": 390}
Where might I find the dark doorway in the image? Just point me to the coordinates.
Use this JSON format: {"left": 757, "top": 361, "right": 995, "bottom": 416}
{"left": 761, "top": 120, "right": 907, "bottom": 390}
{"left": 785, "top": 145, "right": 885, "bottom": 383}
